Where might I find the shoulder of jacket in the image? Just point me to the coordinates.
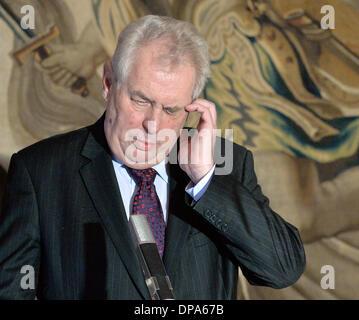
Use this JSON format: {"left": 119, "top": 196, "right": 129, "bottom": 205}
{"left": 16, "top": 125, "right": 90, "bottom": 163}
{"left": 215, "top": 135, "right": 248, "bottom": 155}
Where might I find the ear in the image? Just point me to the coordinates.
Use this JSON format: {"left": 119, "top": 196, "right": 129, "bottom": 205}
{"left": 102, "top": 60, "right": 114, "bottom": 101}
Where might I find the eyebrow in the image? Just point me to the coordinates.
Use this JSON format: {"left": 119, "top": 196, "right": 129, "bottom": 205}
{"left": 130, "top": 90, "right": 155, "bottom": 105}
{"left": 130, "top": 89, "right": 186, "bottom": 112}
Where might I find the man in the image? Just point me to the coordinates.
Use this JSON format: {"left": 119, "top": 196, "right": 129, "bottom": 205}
{"left": 0, "top": 15, "right": 305, "bottom": 299}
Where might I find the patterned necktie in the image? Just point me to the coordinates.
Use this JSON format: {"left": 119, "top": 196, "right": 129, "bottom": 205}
{"left": 125, "top": 166, "right": 166, "bottom": 258}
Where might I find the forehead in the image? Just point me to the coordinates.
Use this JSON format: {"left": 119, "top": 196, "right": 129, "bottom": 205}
{"left": 125, "top": 42, "right": 196, "bottom": 105}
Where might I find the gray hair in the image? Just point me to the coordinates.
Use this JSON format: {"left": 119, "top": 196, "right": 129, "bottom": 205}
{"left": 111, "top": 15, "right": 210, "bottom": 99}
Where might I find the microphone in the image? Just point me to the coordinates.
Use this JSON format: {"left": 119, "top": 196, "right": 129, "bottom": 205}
{"left": 129, "top": 214, "right": 175, "bottom": 300}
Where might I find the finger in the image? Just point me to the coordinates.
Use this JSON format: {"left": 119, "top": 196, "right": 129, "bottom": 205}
{"left": 178, "top": 129, "right": 191, "bottom": 165}
{"left": 64, "top": 74, "right": 78, "bottom": 88}
{"left": 34, "top": 60, "right": 60, "bottom": 74}
{"left": 185, "top": 101, "right": 216, "bottom": 129}
{"left": 57, "top": 71, "right": 74, "bottom": 87}
{"left": 41, "top": 54, "right": 63, "bottom": 68}
{"left": 186, "top": 99, "right": 216, "bottom": 126}
{"left": 179, "top": 128, "right": 191, "bottom": 143}
{"left": 51, "top": 69, "right": 68, "bottom": 84}
{"left": 48, "top": 65, "right": 63, "bottom": 75}
{"left": 193, "top": 99, "right": 217, "bottom": 125}
{"left": 47, "top": 65, "right": 62, "bottom": 73}
{"left": 185, "top": 104, "right": 213, "bottom": 130}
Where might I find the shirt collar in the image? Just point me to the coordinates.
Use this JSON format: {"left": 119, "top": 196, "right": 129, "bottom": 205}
{"left": 112, "top": 154, "right": 169, "bottom": 184}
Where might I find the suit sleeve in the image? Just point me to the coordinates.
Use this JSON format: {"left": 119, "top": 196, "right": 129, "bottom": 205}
{"left": 0, "top": 153, "right": 40, "bottom": 299}
{"left": 187, "top": 149, "right": 306, "bottom": 289}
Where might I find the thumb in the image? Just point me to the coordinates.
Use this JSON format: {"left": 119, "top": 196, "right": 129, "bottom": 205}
{"left": 178, "top": 129, "right": 191, "bottom": 166}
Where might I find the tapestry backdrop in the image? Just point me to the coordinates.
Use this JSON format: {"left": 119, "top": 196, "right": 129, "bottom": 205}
{"left": 0, "top": 0, "right": 358, "bottom": 299}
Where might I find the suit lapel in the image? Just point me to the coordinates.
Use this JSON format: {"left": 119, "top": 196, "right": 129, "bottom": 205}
{"left": 79, "top": 114, "right": 150, "bottom": 299}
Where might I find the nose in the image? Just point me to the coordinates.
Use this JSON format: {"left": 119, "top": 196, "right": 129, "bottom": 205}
{"left": 142, "top": 108, "right": 161, "bottom": 135}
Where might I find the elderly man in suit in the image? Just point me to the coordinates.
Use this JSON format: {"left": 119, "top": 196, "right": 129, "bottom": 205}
{"left": 0, "top": 15, "right": 305, "bottom": 300}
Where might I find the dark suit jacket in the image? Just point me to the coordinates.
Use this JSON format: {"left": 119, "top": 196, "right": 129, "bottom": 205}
{"left": 0, "top": 113, "right": 305, "bottom": 300}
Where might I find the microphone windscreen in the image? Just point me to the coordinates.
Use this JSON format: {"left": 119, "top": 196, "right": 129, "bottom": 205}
{"left": 129, "top": 214, "right": 175, "bottom": 300}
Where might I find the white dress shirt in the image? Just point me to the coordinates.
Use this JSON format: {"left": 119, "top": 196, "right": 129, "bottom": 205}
{"left": 112, "top": 155, "right": 215, "bottom": 223}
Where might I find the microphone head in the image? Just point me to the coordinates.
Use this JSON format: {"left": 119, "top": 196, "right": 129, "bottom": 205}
{"left": 129, "top": 214, "right": 175, "bottom": 300}
{"left": 130, "top": 214, "right": 156, "bottom": 245}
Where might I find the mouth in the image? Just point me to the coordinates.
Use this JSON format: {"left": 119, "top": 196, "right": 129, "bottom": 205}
{"left": 133, "top": 137, "right": 156, "bottom": 151}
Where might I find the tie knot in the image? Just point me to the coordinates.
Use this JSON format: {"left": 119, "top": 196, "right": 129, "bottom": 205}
{"left": 125, "top": 167, "right": 157, "bottom": 185}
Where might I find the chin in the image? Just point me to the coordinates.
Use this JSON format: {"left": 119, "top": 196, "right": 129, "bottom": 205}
{"left": 127, "top": 163, "right": 156, "bottom": 170}
{"left": 121, "top": 142, "right": 167, "bottom": 166}
{"left": 128, "top": 151, "right": 167, "bottom": 169}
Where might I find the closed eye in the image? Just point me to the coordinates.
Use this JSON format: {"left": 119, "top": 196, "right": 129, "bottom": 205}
{"left": 164, "top": 108, "right": 176, "bottom": 114}
{"left": 163, "top": 107, "right": 182, "bottom": 115}
{"left": 131, "top": 98, "right": 150, "bottom": 106}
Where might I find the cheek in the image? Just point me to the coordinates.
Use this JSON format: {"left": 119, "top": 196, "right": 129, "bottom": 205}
{"left": 117, "top": 111, "right": 145, "bottom": 142}
{"left": 111, "top": 100, "right": 137, "bottom": 129}
{"left": 125, "top": 112, "right": 145, "bottom": 135}
{"left": 171, "top": 114, "right": 187, "bottom": 130}
{"left": 160, "top": 115, "right": 187, "bottom": 138}
{"left": 127, "top": 114, "right": 137, "bottom": 127}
